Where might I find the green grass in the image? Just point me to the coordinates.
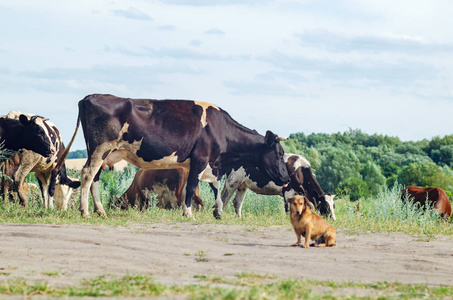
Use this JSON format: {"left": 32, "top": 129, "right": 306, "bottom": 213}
{"left": 1, "top": 273, "right": 452, "bottom": 299}
{"left": 1, "top": 177, "right": 451, "bottom": 235}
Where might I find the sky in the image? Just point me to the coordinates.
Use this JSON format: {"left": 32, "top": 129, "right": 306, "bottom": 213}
{"left": 1, "top": 0, "right": 452, "bottom": 151}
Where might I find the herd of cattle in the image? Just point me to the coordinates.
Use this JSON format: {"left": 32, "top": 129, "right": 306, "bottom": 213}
{"left": 0, "top": 94, "right": 451, "bottom": 222}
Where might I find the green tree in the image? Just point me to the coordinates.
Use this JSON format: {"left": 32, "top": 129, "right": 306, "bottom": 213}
{"left": 316, "top": 146, "right": 361, "bottom": 193}
{"left": 304, "top": 146, "right": 321, "bottom": 172}
{"left": 431, "top": 145, "right": 453, "bottom": 167}
{"left": 67, "top": 149, "right": 88, "bottom": 159}
{"left": 397, "top": 161, "right": 453, "bottom": 194}
{"left": 337, "top": 176, "right": 368, "bottom": 201}
{"left": 361, "top": 161, "right": 386, "bottom": 195}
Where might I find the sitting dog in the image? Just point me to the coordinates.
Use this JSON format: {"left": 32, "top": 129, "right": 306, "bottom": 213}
{"left": 289, "top": 195, "right": 336, "bottom": 248}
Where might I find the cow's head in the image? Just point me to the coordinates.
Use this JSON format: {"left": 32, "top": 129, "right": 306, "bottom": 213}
{"left": 316, "top": 193, "right": 336, "bottom": 221}
{"left": 19, "top": 115, "right": 53, "bottom": 157}
{"left": 258, "top": 131, "right": 290, "bottom": 186}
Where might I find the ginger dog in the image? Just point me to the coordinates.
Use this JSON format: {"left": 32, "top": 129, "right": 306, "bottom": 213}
{"left": 289, "top": 195, "right": 336, "bottom": 248}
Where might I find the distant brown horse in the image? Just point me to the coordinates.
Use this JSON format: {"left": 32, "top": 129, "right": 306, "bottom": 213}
{"left": 401, "top": 186, "right": 451, "bottom": 219}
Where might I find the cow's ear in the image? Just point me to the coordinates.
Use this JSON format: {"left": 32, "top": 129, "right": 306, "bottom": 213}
{"left": 265, "top": 130, "right": 277, "bottom": 147}
{"left": 19, "top": 114, "right": 29, "bottom": 126}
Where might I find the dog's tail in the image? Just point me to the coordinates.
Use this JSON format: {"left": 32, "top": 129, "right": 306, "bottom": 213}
{"left": 55, "top": 113, "right": 81, "bottom": 170}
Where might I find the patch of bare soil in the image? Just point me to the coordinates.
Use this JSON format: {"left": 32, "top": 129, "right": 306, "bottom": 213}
{"left": 0, "top": 223, "right": 452, "bottom": 288}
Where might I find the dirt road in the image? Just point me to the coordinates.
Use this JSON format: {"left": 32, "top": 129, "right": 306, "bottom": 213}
{"left": 0, "top": 223, "right": 452, "bottom": 287}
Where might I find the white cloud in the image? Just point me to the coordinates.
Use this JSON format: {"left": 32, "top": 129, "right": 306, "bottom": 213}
{"left": 1, "top": 0, "right": 453, "bottom": 151}
{"left": 205, "top": 28, "right": 225, "bottom": 35}
{"left": 112, "top": 7, "right": 153, "bottom": 21}
{"left": 189, "top": 39, "right": 202, "bottom": 47}
{"left": 296, "top": 29, "right": 453, "bottom": 55}
{"left": 157, "top": 25, "right": 177, "bottom": 31}
{"left": 161, "top": 0, "right": 269, "bottom": 6}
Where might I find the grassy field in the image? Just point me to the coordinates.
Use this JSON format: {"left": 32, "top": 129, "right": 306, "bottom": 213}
{"left": 1, "top": 272, "right": 453, "bottom": 299}
{"left": 1, "top": 171, "right": 452, "bottom": 236}
{"left": 1, "top": 167, "right": 452, "bottom": 299}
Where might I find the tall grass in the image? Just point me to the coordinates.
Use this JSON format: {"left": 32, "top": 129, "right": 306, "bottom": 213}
{"left": 335, "top": 183, "right": 453, "bottom": 235}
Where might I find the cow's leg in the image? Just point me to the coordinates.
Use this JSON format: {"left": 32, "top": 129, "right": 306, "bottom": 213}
{"left": 192, "top": 186, "right": 203, "bottom": 211}
{"left": 220, "top": 175, "right": 242, "bottom": 210}
{"left": 47, "top": 171, "right": 58, "bottom": 209}
{"left": 80, "top": 156, "right": 104, "bottom": 218}
{"left": 1, "top": 169, "right": 7, "bottom": 204}
{"left": 13, "top": 163, "right": 35, "bottom": 209}
{"left": 283, "top": 189, "right": 296, "bottom": 213}
{"left": 90, "top": 169, "right": 107, "bottom": 218}
{"left": 211, "top": 180, "right": 223, "bottom": 219}
{"left": 61, "top": 186, "right": 72, "bottom": 211}
{"left": 1, "top": 161, "right": 9, "bottom": 204}
{"left": 183, "top": 160, "right": 208, "bottom": 218}
{"left": 35, "top": 172, "right": 53, "bottom": 209}
{"left": 232, "top": 183, "right": 248, "bottom": 218}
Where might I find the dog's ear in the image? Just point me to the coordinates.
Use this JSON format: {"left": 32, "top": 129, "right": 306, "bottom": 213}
{"left": 287, "top": 196, "right": 296, "bottom": 205}
{"left": 304, "top": 197, "right": 314, "bottom": 210}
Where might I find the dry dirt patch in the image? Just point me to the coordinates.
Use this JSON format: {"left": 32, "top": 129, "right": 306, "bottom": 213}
{"left": 0, "top": 223, "right": 452, "bottom": 287}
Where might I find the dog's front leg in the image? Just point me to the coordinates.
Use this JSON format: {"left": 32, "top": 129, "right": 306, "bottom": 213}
{"left": 291, "top": 230, "right": 301, "bottom": 246}
{"left": 302, "top": 226, "right": 312, "bottom": 248}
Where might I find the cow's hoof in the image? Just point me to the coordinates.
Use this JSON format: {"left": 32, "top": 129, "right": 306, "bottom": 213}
{"left": 81, "top": 212, "right": 90, "bottom": 218}
{"left": 94, "top": 209, "right": 108, "bottom": 218}
{"left": 213, "top": 209, "right": 222, "bottom": 220}
{"left": 182, "top": 211, "right": 195, "bottom": 220}
{"left": 98, "top": 212, "right": 108, "bottom": 219}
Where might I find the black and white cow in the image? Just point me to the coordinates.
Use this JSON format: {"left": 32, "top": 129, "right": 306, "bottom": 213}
{"left": 0, "top": 114, "right": 53, "bottom": 206}
{"left": 221, "top": 153, "right": 336, "bottom": 220}
{"left": 2, "top": 112, "right": 80, "bottom": 209}
{"left": 57, "top": 94, "right": 290, "bottom": 219}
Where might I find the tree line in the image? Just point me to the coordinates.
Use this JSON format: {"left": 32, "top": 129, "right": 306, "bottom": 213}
{"left": 282, "top": 129, "right": 453, "bottom": 200}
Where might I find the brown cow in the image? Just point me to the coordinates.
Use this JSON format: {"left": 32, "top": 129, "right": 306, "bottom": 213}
{"left": 401, "top": 186, "right": 452, "bottom": 219}
{"left": 120, "top": 168, "right": 204, "bottom": 210}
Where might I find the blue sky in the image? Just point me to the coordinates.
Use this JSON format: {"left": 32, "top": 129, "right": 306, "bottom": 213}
{"left": 1, "top": 0, "right": 452, "bottom": 150}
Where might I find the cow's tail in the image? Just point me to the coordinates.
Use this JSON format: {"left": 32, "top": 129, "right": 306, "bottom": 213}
{"left": 55, "top": 114, "right": 81, "bottom": 170}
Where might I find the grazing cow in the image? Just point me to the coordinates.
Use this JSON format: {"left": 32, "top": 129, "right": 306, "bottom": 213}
{"left": 1, "top": 112, "right": 80, "bottom": 208}
{"left": 120, "top": 168, "right": 204, "bottom": 210}
{"left": 0, "top": 114, "right": 53, "bottom": 205}
{"left": 221, "top": 154, "right": 336, "bottom": 220}
{"left": 401, "top": 186, "right": 451, "bottom": 219}
{"left": 57, "top": 94, "right": 290, "bottom": 219}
